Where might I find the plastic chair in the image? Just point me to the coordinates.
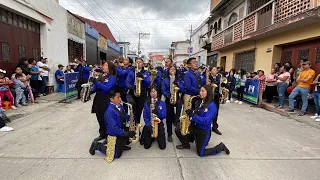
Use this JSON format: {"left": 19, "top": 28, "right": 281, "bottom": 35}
{"left": 2, "top": 101, "right": 10, "bottom": 110}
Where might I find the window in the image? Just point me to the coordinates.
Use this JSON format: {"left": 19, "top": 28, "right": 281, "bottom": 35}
{"left": 214, "top": 22, "right": 218, "bottom": 34}
{"left": 316, "top": 47, "right": 320, "bottom": 64}
{"left": 218, "top": 18, "right": 221, "bottom": 29}
{"left": 33, "top": 48, "right": 39, "bottom": 61}
{"left": 298, "top": 49, "right": 309, "bottom": 63}
{"left": 19, "top": 45, "right": 26, "bottom": 59}
{"left": 228, "top": 13, "right": 238, "bottom": 26}
{"left": 208, "top": 25, "right": 213, "bottom": 38}
{"left": 283, "top": 51, "right": 292, "bottom": 64}
{"left": 1, "top": 42, "right": 10, "bottom": 62}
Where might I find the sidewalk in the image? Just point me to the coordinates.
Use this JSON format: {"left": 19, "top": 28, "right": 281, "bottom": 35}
{"left": 3, "top": 93, "right": 68, "bottom": 121}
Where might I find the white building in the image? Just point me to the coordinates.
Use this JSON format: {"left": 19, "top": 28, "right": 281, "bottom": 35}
{"left": 0, "top": 0, "right": 69, "bottom": 92}
{"left": 171, "top": 41, "right": 190, "bottom": 67}
{"left": 118, "top": 42, "right": 130, "bottom": 58}
{"left": 190, "top": 20, "right": 208, "bottom": 66}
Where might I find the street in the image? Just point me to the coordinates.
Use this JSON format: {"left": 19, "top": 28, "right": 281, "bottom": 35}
{"left": 1, "top": 100, "right": 320, "bottom": 180}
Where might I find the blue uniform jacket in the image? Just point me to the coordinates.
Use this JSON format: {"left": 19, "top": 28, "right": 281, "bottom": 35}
{"left": 184, "top": 70, "right": 205, "bottom": 96}
{"left": 191, "top": 102, "right": 217, "bottom": 130}
{"left": 105, "top": 103, "right": 130, "bottom": 136}
{"left": 210, "top": 75, "right": 221, "bottom": 95}
{"left": 116, "top": 66, "right": 131, "bottom": 88}
{"left": 125, "top": 70, "right": 151, "bottom": 91}
{"left": 161, "top": 77, "right": 183, "bottom": 98}
{"left": 143, "top": 100, "right": 166, "bottom": 127}
{"left": 154, "top": 67, "right": 169, "bottom": 88}
{"left": 90, "top": 75, "right": 117, "bottom": 95}
{"left": 75, "top": 65, "right": 90, "bottom": 80}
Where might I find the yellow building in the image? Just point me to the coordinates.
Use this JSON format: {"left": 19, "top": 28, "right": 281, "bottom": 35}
{"left": 204, "top": 0, "right": 320, "bottom": 75}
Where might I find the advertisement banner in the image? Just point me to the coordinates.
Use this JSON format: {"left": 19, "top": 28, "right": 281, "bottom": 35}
{"left": 232, "top": 79, "right": 260, "bottom": 104}
{"left": 64, "top": 72, "right": 79, "bottom": 101}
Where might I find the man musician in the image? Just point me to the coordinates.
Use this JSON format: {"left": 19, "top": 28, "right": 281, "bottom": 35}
{"left": 125, "top": 58, "right": 151, "bottom": 124}
{"left": 115, "top": 57, "right": 133, "bottom": 103}
{"left": 154, "top": 58, "right": 172, "bottom": 94}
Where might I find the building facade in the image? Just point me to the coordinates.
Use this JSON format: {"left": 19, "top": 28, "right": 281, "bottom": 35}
{"left": 67, "top": 12, "right": 85, "bottom": 64}
{"left": 208, "top": 0, "right": 320, "bottom": 74}
{"left": 191, "top": 20, "right": 208, "bottom": 66}
{"left": 171, "top": 41, "right": 190, "bottom": 67}
{"left": 85, "top": 23, "right": 98, "bottom": 65}
{"left": 118, "top": 42, "right": 130, "bottom": 58}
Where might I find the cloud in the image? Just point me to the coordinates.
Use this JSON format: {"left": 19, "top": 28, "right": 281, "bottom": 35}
{"left": 60, "top": 0, "right": 210, "bottom": 55}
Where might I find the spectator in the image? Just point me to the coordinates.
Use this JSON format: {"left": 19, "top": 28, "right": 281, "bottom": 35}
{"left": 285, "top": 62, "right": 294, "bottom": 85}
{"left": 0, "top": 109, "right": 13, "bottom": 132}
{"left": 274, "top": 63, "right": 282, "bottom": 75}
{"left": 11, "top": 66, "right": 33, "bottom": 102}
{"left": 29, "top": 58, "right": 41, "bottom": 98}
{"left": 37, "top": 57, "right": 50, "bottom": 96}
{"left": 293, "top": 59, "right": 307, "bottom": 86}
{"left": 274, "top": 65, "right": 291, "bottom": 109}
{"left": 286, "top": 61, "right": 315, "bottom": 116}
{"left": 14, "top": 74, "right": 27, "bottom": 107}
{"left": 0, "top": 69, "right": 16, "bottom": 110}
{"left": 64, "top": 65, "right": 74, "bottom": 73}
{"left": 235, "top": 69, "right": 247, "bottom": 105}
{"left": 311, "top": 74, "right": 320, "bottom": 121}
{"left": 265, "top": 68, "right": 277, "bottom": 103}
{"left": 226, "top": 69, "right": 236, "bottom": 103}
{"left": 254, "top": 70, "right": 266, "bottom": 107}
{"left": 17, "top": 57, "right": 30, "bottom": 75}
{"left": 55, "top": 64, "right": 65, "bottom": 92}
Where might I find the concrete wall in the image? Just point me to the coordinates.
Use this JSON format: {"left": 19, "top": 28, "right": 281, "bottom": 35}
{"left": 174, "top": 42, "right": 189, "bottom": 66}
{"left": 1, "top": 0, "right": 69, "bottom": 87}
{"left": 219, "top": 23, "right": 320, "bottom": 73}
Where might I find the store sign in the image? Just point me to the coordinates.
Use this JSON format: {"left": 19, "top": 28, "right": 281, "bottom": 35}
{"left": 107, "top": 40, "right": 120, "bottom": 52}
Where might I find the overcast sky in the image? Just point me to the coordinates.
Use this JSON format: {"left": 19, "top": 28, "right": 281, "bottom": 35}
{"left": 60, "top": 0, "right": 210, "bottom": 55}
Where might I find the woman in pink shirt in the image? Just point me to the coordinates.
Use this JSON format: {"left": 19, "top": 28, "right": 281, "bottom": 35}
{"left": 265, "top": 69, "right": 277, "bottom": 103}
{"left": 274, "top": 65, "right": 291, "bottom": 109}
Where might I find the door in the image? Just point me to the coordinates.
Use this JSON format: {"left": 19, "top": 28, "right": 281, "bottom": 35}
{"left": 220, "top": 56, "right": 226, "bottom": 71}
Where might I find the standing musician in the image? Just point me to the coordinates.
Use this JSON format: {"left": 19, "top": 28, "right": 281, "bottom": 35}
{"left": 161, "top": 66, "right": 183, "bottom": 142}
{"left": 125, "top": 58, "right": 151, "bottom": 124}
{"left": 210, "top": 67, "right": 222, "bottom": 135}
{"left": 182, "top": 58, "right": 205, "bottom": 114}
{"left": 175, "top": 85, "right": 230, "bottom": 156}
{"left": 75, "top": 60, "right": 90, "bottom": 99}
{"left": 89, "top": 90, "right": 135, "bottom": 163}
{"left": 140, "top": 86, "right": 167, "bottom": 149}
{"left": 154, "top": 58, "right": 172, "bottom": 93}
{"left": 116, "top": 57, "right": 133, "bottom": 102}
{"left": 91, "top": 61, "right": 117, "bottom": 142}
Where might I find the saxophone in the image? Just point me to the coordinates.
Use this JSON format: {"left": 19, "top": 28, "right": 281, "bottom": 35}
{"left": 220, "top": 75, "right": 229, "bottom": 104}
{"left": 123, "top": 102, "right": 142, "bottom": 143}
{"left": 205, "top": 67, "right": 211, "bottom": 85}
{"left": 134, "top": 65, "right": 143, "bottom": 97}
{"left": 170, "top": 76, "right": 180, "bottom": 105}
{"left": 179, "top": 95, "right": 200, "bottom": 136}
{"left": 150, "top": 69, "right": 158, "bottom": 86}
{"left": 150, "top": 99, "right": 161, "bottom": 138}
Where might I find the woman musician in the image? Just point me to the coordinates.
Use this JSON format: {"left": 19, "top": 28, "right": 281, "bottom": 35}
{"left": 91, "top": 61, "right": 117, "bottom": 142}
{"left": 161, "top": 66, "right": 183, "bottom": 142}
{"left": 140, "top": 86, "right": 167, "bottom": 150}
{"left": 175, "top": 85, "right": 230, "bottom": 157}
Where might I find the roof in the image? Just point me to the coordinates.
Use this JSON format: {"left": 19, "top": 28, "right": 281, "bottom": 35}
{"left": 75, "top": 14, "right": 117, "bottom": 45}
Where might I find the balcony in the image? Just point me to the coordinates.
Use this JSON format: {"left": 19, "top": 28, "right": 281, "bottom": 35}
{"left": 211, "top": 0, "right": 320, "bottom": 51}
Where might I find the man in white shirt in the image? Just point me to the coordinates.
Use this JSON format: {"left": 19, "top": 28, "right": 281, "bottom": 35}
{"left": 37, "top": 57, "right": 50, "bottom": 96}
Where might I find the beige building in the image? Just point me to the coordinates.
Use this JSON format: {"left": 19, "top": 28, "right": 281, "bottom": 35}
{"left": 205, "top": 0, "right": 320, "bottom": 75}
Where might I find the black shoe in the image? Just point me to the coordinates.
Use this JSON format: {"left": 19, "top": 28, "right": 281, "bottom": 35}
{"left": 102, "top": 138, "right": 108, "bottom": 144}
{"left": 220, "top": 143, "right": 230, "bottom": 155}
{"left": 124, "top": 146, "right": 131, "bottom": 151}
{"left": 298, "top": 112, "right": 306, "bottom": 116}
{"left": 176, "top": 144, "right": 190, "bottom": 149}
{"left": 43, "top": 93, "right": 47, "bottom": 96}
{"left": 167, "top": 136, "right": 173, "bottom": 143}
{"left": 212, "top": 128, "right": 222, "bottom": 135}
{"left": 140, "top": 137, "right": 144, "bottom": 145}
{"left": 94, "top": 136, "right": 105, "bottom": 141}
{"left": 286, "top": 109, "right": 294, "bottom": 112}
{"left": 89, "top": 141, "right": 98, "bottom": 155}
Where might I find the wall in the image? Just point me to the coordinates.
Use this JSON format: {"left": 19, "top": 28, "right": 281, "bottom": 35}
{"left": 1, "top": 0, "right": 69, "bottom": 87}
{"left": 219, "top": 23, "right": 320, "bottom": 73}
{"left": 85, "top": 35, "right": 98, "bottom": 65}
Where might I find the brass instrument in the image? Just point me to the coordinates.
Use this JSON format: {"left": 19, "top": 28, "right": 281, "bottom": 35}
{"left": 150, "top": 69, "right": 158, "bottom": 86}
{"left": 134, "top": 65, "right": 143, "bottom": 97}
{"left": 81, "top": 66, "right": 101, "bottom": 102}
{"left": 205, "top": 67, "right": 211, "bottom": 85}
{"left": 123, "top": 102, "right": 142, "bottom": 143}
{"left": 179, "top": 95, "right": 200, "bottom": 136}
{"left": 150, "top": 99, "right": 161, "bottom": 138}
{"left": 220, "top": 75, "right": 229, "bottom": 104}
{"left": 170, "top": 75, "right": 179, "bottom": 105}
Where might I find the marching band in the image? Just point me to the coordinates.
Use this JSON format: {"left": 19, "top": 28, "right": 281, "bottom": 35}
{"left": 86, "top": 57, "right": 230, "bottom": 163}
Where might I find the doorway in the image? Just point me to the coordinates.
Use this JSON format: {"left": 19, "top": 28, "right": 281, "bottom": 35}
{"left": 220, "top": 56, "right": 226, "bottom": 71}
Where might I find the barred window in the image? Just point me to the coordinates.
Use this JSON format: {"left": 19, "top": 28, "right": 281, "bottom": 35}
{"left": 1, "top": 43, "right": 10, "bottom": 62}
{"left": 298, "top": 49, "right": 309, "bottom": 63}
{"left": 283, "top": 51, "right": 292, "bottom": 64}
{"left": 316, "top": 47, "right": 320, "bottom": 64}
{"left": 19, "top": 45, "right": 25, "bottom": 59}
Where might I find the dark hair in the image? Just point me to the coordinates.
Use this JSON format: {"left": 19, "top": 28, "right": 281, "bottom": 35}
{"left": 127, "top": 57, "right": 133, "bottom": 64}
{"left": 169, "top": 66, "right": 179, "bottom": 80}
{"left": 135, "top": 58, "right": 143, "bottom": 63}
{"left": 229, "top": 69, "right": 235, "bottom": 75}
{"left": 28, "top": 58, "right": 35, "bottom": 64}
{"left": 15, "top": 74, "right": 23, "bottom": 79}
{"left": 283, "top": 65, "right": 290, "bottom": 72}
{"left": 301, "top": 58, "right": 308, "bottom": 62}
{"left": 187, "top": 57, "right": 196, "bottom": 64}
{"left": 239, "top": 69, "right": 246, "bottom": 77}
{"left": 19, "top": 57, "right": 27, "bottom": 65}
{"left": 104, "top": 61, "right": 116, "bottom": 76}
{"left": 15, "top": 66, "right": 22, "bottom": 70}
{"left": 201, "top": 85, "right": 213, "bottom": 108}
{"left": 285, "top": 62, "right": 292, "bottom": 67}
{"left": 147, "top": 86, "right": 159, "bottom": 105}
{"left": 259, "top": 70, "right": 264, "bottom": 74}
{"left": 275, "top": 63, "right": 282, "bottom": 69}
{"left": 108, "top": 90, "right": 120, "bottom": 100}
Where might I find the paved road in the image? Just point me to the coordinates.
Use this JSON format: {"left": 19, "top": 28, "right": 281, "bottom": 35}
{"left": 1, "top": 100, "right": 320, "bottom": 180}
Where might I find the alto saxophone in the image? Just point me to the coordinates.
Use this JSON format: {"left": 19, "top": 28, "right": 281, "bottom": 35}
{"left": 150, "top": 99, "right": 161, "bottom": 138}
{"left": 150, "top": 69, "right": 158, "bottom": 86}
{"left": 179, "top": 95, "right": 200, "bottom": 136}
{"left": 170, "top": 76, "right": 180, "bottom": 105}
{"left": 123, "top": 102, "right": 142, "bottom": 143}
{"left": 134, "top": 66, "right": 143, "bottom": 97}
{"left": 219, "top": 74, "right": 228, "bottom": 104}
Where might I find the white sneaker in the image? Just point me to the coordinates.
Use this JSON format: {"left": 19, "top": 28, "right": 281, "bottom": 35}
{"left": 230, "top": 98, "right": 234, "bottom": 102}
{"left": 239, "top": 101, "right": 243, "bottom": 105}
{"left": 316, "top": 117, "right": 320, "bottom": 122}
{"left": 226, "top": 100, "right": 230, "bottom": 103}
{"left": 235, "top": 100, "right": 239, "bottom": 103}
{"left": 16, "top": 104, "right": 22, "bottom": 108}
{"left": 310, "top": 114, "right": 318, "bottom": 119}
{"left": 0, "top": 126, "right": 14, "bottom": 132}
{"left": 11, "top": 106, "right": 17, "bottom": 110}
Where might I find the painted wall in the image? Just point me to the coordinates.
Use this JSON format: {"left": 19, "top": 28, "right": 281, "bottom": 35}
{"left": 1, "top": 0, "right": 69, "bottom": 87}
{"left": 219, "top": 23, "right": 320, "bottom": 73}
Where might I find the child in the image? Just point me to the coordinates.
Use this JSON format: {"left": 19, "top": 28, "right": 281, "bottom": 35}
{"left": 0, "top": 69, "right": 16, "bottom": 110}
{"left": 235, "top": 69, "right": 247, "bottom": 104}
{"left": 14, "top": 74, "right": 28, "bottom": 107}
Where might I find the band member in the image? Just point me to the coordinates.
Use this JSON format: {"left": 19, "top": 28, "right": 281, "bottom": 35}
{"left": 154, "top": 58, "right": 172, "bottom": 91}
{"left": 91, "top": 61, "right": 117, "bottom": 142}
{"left": 182, "top": 58, "right": 205, "bottom": 114}
{"left": 140, "top": 86, "right": 166, "bottom": 149}
{"left": 175, "top": 85, "right": 230, "bottom": 156}
{"left": 210, "top": 67, "right": 222, "bottom": 135}
{"left": 116, "top": 57, "right": 133, "bottom": 102}
{"left": 125, "top": 58, "right": 151, "bottom": 124}
{"left": 75, "top": 60, "right": 90, "bottom": 99}
{"left": 161, "top": 66, "right": 183, "bottom": 142}
{"left": 89, "top": 91, "right": 135, "bottom": 163}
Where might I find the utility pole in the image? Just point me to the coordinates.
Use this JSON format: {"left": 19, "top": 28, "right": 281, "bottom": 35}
{"left": 188, "top": 25, "right": 193, "bottom": 58}
{"left": 138, "top": 32, "right": 150, "bottom": 57}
